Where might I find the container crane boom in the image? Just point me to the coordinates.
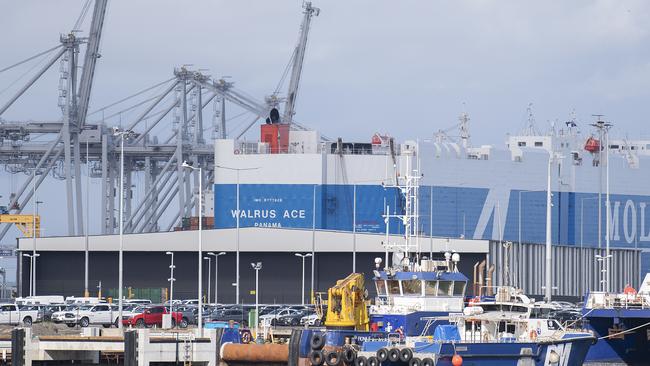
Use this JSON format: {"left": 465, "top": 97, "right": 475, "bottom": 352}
{"left": 282, "top": 2, "right": 319, "bottom": 125}
{"left": 77, "top": 0, "right": 108, "bottom": 128}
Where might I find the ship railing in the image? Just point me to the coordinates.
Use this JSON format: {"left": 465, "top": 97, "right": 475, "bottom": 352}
{"left": 586, "top": 292, "right": 650, "bottom": 310}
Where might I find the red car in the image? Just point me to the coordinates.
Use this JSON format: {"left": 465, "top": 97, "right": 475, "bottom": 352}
{"left": 122, "top": 306, "right": 187, "bottom": 328}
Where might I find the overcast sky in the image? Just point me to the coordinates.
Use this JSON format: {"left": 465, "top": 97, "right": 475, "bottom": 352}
{"left": 0, "top": 0, "right": 649, "bottom": 244}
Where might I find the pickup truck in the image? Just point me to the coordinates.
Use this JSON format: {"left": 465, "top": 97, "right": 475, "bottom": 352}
{"left": 52, "top": 304, "right": 121, "bottom": 327}
{"left": 123, "top": 305, "right": 186, "bottom": 328}
{"left": 0, "top": 304, "right": 38, "bottom": 326}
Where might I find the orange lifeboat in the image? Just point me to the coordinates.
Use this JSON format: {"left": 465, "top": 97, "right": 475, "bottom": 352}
{"left": 584, "top": 137, "right": 600, "bottom": 153}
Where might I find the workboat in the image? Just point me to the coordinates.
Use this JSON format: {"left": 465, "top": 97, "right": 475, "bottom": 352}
{"left": 582, "top": 273, "right": 650, "bottom": 365}
{"left": 357, "top": 309, "right": 595, "bottom": 366}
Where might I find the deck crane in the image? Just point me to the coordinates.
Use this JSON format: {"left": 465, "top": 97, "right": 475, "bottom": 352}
{"left": 282, "top": 2, "right": 319, "bottom": 125}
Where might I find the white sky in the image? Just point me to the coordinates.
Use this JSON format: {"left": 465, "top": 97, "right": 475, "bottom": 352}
{"left": 0, "top": 0, "right": 649, "bottom": 243}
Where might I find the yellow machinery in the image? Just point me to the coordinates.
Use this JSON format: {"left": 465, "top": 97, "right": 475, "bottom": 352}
{"left": 325, "top": 273, "right": 369, "bottom": 330}
{"left": 0, "top": 214, "right": 40, "bottom": 237}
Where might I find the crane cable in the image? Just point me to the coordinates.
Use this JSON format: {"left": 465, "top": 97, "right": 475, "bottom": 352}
{"left": 0, "top": 45, "right": 63, "bottom": 75}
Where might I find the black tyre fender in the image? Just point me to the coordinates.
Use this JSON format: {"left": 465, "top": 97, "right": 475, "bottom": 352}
{"left": 324, "top": 350, "right": 340, "bottom": 366}
{"left": 409, "top": 357, "right": 422, "bottom": 366}
{"left": 376, "top": 348, "right": 388, "bottom": 362}
{"left": 341, "top": 348, "right": 356, "bottom": 364}
{"left": 354, "top": 356, "right": 367, "bottom": 366}
{"left": 309, "top": 350, "right": 325, "bottom": 366}
{"left": 367, "top": 356, "right": 380, "bottom": 366}
{"left": 310, "top": 333, "right": 326, "bottom": 350}
{"left": 421, "top": 357, "right": 435, "bottom": 366}
{"left": 388, "top": 348, "right": 400, "bottom": 363}
{"left": 400, "top": 348, "right": 413, "bottom": 362}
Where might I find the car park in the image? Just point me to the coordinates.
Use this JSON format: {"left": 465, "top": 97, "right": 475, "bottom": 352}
{"left": 210, "top": 306, "right": 248, "bottom": 326}
{"left": 276, "top": 309, "right": 311, "bottom": 326}
{"left": 259, "top": 307, "right": 304, "bottom": 326}
{"left": 300, "top": 312, "right": 324, "bottom": 326}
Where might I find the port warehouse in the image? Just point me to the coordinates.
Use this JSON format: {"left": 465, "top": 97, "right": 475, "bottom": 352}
{"left": 16, "top": 228, "right": 639, "bottom": 302}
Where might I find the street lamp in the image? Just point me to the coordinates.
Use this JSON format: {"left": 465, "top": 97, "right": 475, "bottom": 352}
{"left": 294, "top": 253, "right": 312, "bottom": 305}
{"left": 32, "top": 199, "right": 43, "bottom": 296}
{"left": 204, "top": 256, "right": 212, "bottom": 304}
{"left": 215, "top": 165, "right": 259, "bottom": 304}
{"left": 208, "top": 252, "right": 226, "bottom": 304}
{"left": 22, "top": 253, "right": 40, "bottom": 296}
{"left": 181, "top": 160, "right": 204, "bottom": 333}
{"left": 113, "top": 127, "right": 136, "bottom": 329}
{"left": 166, "top": 252, "right": 175, "bottom": 315}
{"left": 251, "top": 262, "right": 262, "bottom": 334}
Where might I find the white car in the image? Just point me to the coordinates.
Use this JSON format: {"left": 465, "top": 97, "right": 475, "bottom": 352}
{"left": 300, "top": 313, "right": 323, "bottom": 326}
{"left": 0, "top": 304, "right": 38, "bottom": 327}
{"left": 259, "top": 308, "right": 303, "bottom": 326}
{"left": 52, "top": 304, "right": 120, "bottom": 328}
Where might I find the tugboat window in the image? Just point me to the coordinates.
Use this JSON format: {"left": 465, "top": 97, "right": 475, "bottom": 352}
{"left": 375, "top": 281, "right": 387, "bottom": 296}
{"left": 387, "top": 280, "right": 401, "bottom": 295}
{"left": 453, "top": 282, "right": 466, "bottom": 296}
{"left": 438, "top": 281, "right": 453, "bottom": 296}
{"left": 402, "top": 280, "right": 422, "bottom": 295}
{"left": 424, "top": 281, "right": 438, "bottom": 296}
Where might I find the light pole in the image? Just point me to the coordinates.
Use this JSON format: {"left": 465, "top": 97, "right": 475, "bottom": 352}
{"left": 208, "top": 252, "right": 225, "bottom": 304}
{"left": 84, "top": 141, "right": 90, "bottom": 297}
{"left": 182, "top": 160, "right": 204, "bottom": 332}
{"left": 215, "top": 165, "right": 259, "bottom": 304}
{"left": 580, "top": 196, "right": 599, "bottom": 248}
{"left": 204, "top": 256, "right": 212, "bottom": 304}
{"left": 32, "top": 199, "right": 42, "bottom": 296}
{"left": 113, "top": 127, "right": 136, "bottom": 329}
{"left": 22, "top": 253, "right": 39, "bottom": 296}
{"left": 251, "top": 262, "right": 262, "bottom": 334}
{"left": 166, "top": 252, "right": 175, "bottom": 314}
{"left": 294, "top": 253, "right": 312, "bottom": 305}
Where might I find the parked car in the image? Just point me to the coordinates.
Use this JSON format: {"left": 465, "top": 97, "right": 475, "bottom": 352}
{"left": 0, "top": 303, "right": 38, "bottom": 326}
{"left": 300, "top": 312, "right": 324, "bottom": 326}
{"left": 210, "top": 307, "right": 247, "bottom": 326}
{"left": 123, "top": 305, "right": 186, "bottom": 328}
{"left": 40, "top": 304, "right": 67, "bottom": 322}
{"left": 277, "top": 310, "right": 311, "bottom": 326}
{"left": 52, "top": 304, "right": 120, "bottom": 328}
{"left": 259, "top": 307, "right": 303, "bottom": 326}
{"left": 125, "top": 299, "right": 152, "bottom": 305}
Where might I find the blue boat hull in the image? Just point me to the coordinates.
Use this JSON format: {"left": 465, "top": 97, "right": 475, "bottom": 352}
{"left": 583, "top": 308, "right": 650, "bottom": 365}
{"left": 370, "top": 311, "right": 451, "bottom": 336}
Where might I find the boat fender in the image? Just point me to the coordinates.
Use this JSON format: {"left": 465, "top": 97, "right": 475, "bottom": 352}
{"left": 529, "top": 330, "right": 537, "bottom": 341}
{"left": 341, "top": 348, "right": 356, "bottom": 364}
{"left": 388, "top": 348, "right": 401, "bottom": 362}
{"left": 367, "top": 356, "right": 380, "bottom": 366}
{"left": 309, "top": 350, "right": 324, "bottom": 366}
{"left": 451, "top": 354, "right": 463, "bottom": 366}
{"left": 421, "top": 357, "right": 435, "bottom": 366}
{"left": 324, "top": 350, "right": 340, "bottom": 366}
{"left": 376, "top": 348, "right": 389, "bottom": 362}
{"left": 310, "top": 333, "right": 325, "bottom": 350}
{"left": 409, "top": 357, "right": 422, "bottom": 366}
{"left": 400, "top": 348, "right": 413, "bottom": 362}
{"left": 354, "top": 355, "right": 367, "bottom": 366}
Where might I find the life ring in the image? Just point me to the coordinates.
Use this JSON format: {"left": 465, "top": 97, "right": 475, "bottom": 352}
{"left": 529, "top": 330, "right": 537, "bottom": 341}
{"left": 395, "top": 328, "right": 404, "bottom": 339}
{"left": 234, "top": 149, "right": 241, "bottom": 154}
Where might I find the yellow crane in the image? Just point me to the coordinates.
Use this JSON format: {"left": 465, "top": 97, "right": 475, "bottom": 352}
{"left": 325, "top": 273, "right": 369, "bottom": 331}
{"left": 0, "top": 214, "right": 40, "bottom": 237}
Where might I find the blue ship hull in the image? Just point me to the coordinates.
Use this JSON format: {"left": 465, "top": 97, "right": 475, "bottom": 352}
{"left": 370, "top": 311, "right": 451, "bottom": 337}
{"left": 361, "top": 336, "right": 594, "bottom": 366}
{"left": 583, "top": 308, "right": 650, "bottom": 365}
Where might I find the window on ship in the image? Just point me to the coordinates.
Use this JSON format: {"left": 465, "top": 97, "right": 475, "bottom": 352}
{"left": 453, "top": 281, "right": 466, "bottom": 296}
{"left": 375, "top": 280, "right": 387, "bottom": 296}
{"left": 518, "top": 141, "right": 526, "bottom": 147}
{"left": 438, "top": 281, "right": 453, "bottom": 296}
{"left": 402, "top": 280, "right": 422, "bottom": 295}
{"left": 534, "top": 141, "right": 543, "bottom": 147}
{"left": 386, "top": 280, "right": 401, "bottom": 295}
{"left": 424, "top": 281, "right": 438, "bottom": 296}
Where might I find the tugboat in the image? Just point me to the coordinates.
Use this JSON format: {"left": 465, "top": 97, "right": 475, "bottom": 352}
{"left": 582, "top": 273, "right": 650, "bottom": 365}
